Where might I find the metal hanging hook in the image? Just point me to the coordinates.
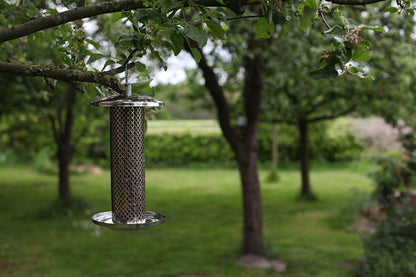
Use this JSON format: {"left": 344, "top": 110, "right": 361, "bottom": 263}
{"left": 125, "top": 63, "right": 132, "bottom": 97}
{"left": 125, "top": 63, "right": 128, "bottom": 85}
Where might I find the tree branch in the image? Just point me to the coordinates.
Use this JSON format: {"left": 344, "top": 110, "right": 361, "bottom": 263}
{"left": 0, "top": 0, "right": 245, "bottom": 43}
{"left": 319, "top": 8, "right": 332, "bottom": 30}
{"left": 308, "top": 105, "right": 356, "bottom": 123}
{"left": 185, "top": 43, "right": 239, "bottom": 152}
{"left": 0, "top": 0, "right": 391, "bottom": 44}
{"left": 0, "top": 0, "right": 145, "bottom": 43}
{"left": 0, "top": 62, "right": 127, "bottom": 93}
{"left": 104, "top": 62, "right": 135, "bottom": 75}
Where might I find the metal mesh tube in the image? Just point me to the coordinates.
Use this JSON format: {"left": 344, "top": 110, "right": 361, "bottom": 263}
{"left": 110, "top": 107, "right": 146, "bottom": 224}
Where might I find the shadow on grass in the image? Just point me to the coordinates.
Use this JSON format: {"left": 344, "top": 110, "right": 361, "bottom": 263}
{"left": 36, "top": 196, "right": 94, "bottom": 219}
{"left": 296, "top": 192, "right": 319, "bottom": 202}
{"left": 264, "top": 169, "right": 280, "bottom": 183}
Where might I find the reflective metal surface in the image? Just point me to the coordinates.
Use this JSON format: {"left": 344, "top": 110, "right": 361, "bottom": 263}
{"left": 92, "top": 211, "right": 166, "bottom": 230}
{"left": 91, "top": 93, "right": 164, "bottom": 107}
{"left": 110, "top": 107, "right": 146, "bottom": 223}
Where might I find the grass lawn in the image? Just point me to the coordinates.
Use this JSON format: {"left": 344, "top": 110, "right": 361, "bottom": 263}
{"left": 0, "top": 163, "right": 374, "bottom": 277}
{"left": 147, "top": 120, "right": 220, "bottom": 134}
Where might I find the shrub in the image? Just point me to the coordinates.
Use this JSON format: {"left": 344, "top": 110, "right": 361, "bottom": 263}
{"left": 145, "top": 132, "right": 235, "bottom": 166}
{"left": 331, "top": 188, "right": 373, "bottom": 230}
{"left": 142, "top": 122, "right": 364, "bottom": 166}
{"left": 357, "top": 208, "right": 416, "bottom": 277}
{"left": 358, "top": 117, "right": 416, "bottom": 277}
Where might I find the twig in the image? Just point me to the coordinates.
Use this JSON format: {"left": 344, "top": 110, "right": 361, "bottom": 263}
{"left": 319, "top": 9, "right": 332, "bottom": 30}
{"left": 227, "top": 15, "right": 262, "bottom": 21}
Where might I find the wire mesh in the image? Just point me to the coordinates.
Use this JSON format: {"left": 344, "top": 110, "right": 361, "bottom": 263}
{"left": 110, "top": 106, "right": 146, "bottom": 224}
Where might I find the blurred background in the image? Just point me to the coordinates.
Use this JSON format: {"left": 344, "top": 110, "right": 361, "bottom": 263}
{"left": 2, "top": 1, "right": 416, "bottom": 276}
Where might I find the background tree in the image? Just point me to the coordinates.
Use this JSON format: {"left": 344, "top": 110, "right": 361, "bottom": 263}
{"left": 262, "top": 23, "right": 374, "bottom": 199}
{"left": 0, "top": 0, "right": 111, "bottom": 202}
{"left": 185, "top": 38, "right": 268, "bottom": 254}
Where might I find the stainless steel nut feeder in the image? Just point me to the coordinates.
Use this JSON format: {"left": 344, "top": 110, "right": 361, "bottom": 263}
{"left": 91, "top": 87, "right": 165, "bottom": 230}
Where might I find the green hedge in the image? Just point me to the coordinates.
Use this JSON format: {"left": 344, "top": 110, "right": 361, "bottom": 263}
{"left": 0, "top": 117, "right": 364, "bottom": 167}
{"left": 258, "top": 122, "right": 364, "bottom": 162}
{"left": 144, "top": 122, "right": 364, "bottom": 166}
{"left": 146, "top": 133, "right": 234, "bottom": 165}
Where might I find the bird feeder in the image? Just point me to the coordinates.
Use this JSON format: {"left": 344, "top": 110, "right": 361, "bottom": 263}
{"left": 90, "top": 85, "right": 165, "bottom": 230}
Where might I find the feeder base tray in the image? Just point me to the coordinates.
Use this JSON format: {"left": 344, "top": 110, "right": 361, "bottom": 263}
{"left": 92, "top": 211, "right": 166, "bottom": 230}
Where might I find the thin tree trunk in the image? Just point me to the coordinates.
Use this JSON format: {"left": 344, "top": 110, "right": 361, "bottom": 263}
{"left": 55, "top": 85, "right": 77, "bottom": 202}
{"left": 298, "top": 118, "right": 312, "bottom": 197}
{"left": 271, "top": 121, "right": 278, "bottom": 171}
{"left": 58, "top": 144, "right": 71, "bottom": 201}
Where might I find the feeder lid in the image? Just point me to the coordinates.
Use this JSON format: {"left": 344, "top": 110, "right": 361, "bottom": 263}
{"left": 91, "top": 93, "right": 165, "bottom": 108}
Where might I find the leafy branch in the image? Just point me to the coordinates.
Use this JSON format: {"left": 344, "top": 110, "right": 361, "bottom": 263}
{"left": 0, "top": 0, "right": 247, "bottom": 43}
{"left": 330, "top": 0, "right": 389, "bottom": 4}
{"left": 0, "top": 62, "right": 127, "bottom": 93}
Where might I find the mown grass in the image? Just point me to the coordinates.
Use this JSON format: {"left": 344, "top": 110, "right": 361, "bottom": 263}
{"left": 0, "top": 163, "right": 374, "bottom": 277}
{"left": 147, "top": 120, "right": 220, "bottom": 134}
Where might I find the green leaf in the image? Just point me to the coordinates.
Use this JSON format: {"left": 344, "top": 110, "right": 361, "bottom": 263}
{"left": 87, "top": 53, "right": 105, "bottom": 64}
{"left": 54, "top": 51, "right": 72, "bottom": 66}
{"left": 131, "top": 79, "right": 152, "bottom": 92}
{"left": 169, "top": 32, "right": 184, "bottom": 56}
{"left": 299, "top": 6, "right": 316, "bottom": 31}
{"left": 150, "top": 47, "right": 167, "bottom": 70}
{"left": 85, "top": 39, "right": 99, "bottom": 50}
{"left": 135, "top": 61, "right": 147, "bottom": 72}
{"left": 161, "top": 2, "right": 182, "bottom": 15}
{"left": 183, "top": 24, "right": 207, "bottom": 47}
{"left": 318, "top": 56, "right": 328, "bottom": 67}
{"left": 254, "top": 18, "right": 274, "bottom": 39}
{"left": 329, "top": 36, "right": 345, "bottom": 48}
{"left": 384, "top": 6, "right": 398, "bottom": 13}
{"left": 359, "top": 25, "right": 386, "bottom": 33}
{"left": 297, "top": 3, "right": 305, "bottom": 14}
{"left": 203, "top": 10, "right": 224, "bottom": 19}
{"left": 108, "top": 12, "right": 125, "bottom": 25}
{"left": 352, "top": 46, "right": 370, "bottom": 62}
{"left": 361, "top": 40, "right": 371, "bottom": 48}
{"left": 349, "top": 66, "right": 364, "bottom": 73}
{"left": 101, "top": 59, "right": 115, "bottom": 71}
{"left": 190, "top": 46, "right": 201, "bottom": 63}
{"left": 334, "top": 9, "right": 348, "bottom": 27}
{"left": 205, "top": 20, "right": 225, "bottom": 39}
{"left": 305, "top": 0, "right": 318, "bottom": 11}
{"left": 123, "top": 11, "right": 139, "bottom": 30}
{"left": 310, "top": 64, "right": 338, "bottom": 80}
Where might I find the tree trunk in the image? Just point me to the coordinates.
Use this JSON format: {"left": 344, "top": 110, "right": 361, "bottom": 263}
{"left": 237, "top": 131, "right": 263, "bottom": 254}
{"left": 298, "top": 118, "right": 312, "bottom": 198}
{"left": 190, "top": 39, "right": 265, "bottom": 254}
{"left": 52, "top": 85, "right": 77, "bottom": 202}
{"left": 237, "top": 45, "right": 264, "bottom": 253}
{"left": 58, "top": 143, "right": 71, "bottom": 202}
{"left": 272, "top": 121, "right": 278, "bottom": 171}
